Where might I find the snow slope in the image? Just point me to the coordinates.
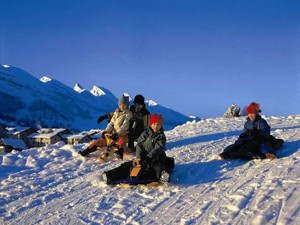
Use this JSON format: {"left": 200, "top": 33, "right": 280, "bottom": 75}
{"left": 0, "top": 115, "right": 299, "bottom": 225}
{"left": 0, "top": 65, "right": 196, "bottom": 131}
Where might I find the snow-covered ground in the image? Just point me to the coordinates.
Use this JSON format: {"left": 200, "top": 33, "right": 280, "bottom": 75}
{"left": 1, "top": 115, "right": 299, "bottom": 225}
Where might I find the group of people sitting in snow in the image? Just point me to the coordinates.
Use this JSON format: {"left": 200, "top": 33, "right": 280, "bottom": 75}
{"left": 78, "top": 94, "right": 174, "bottom": 185}
{"left": 78, "top": 95, "right": 283, "bottom": 186}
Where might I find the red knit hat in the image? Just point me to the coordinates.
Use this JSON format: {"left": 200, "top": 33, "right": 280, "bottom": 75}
{"left": 246, "top": 102, "right": 261, "bottom": 115}
{"left": 150, "top": 114, "right": 164, "bottom": 126}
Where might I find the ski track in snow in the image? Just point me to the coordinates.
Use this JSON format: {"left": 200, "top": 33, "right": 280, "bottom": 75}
{"left": 0, "top": 115, "right": 300, "bottom": 225}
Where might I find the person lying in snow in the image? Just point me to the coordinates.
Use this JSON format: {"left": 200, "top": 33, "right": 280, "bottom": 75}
{"left": 101, "top": 114, "right": 175, "bottom": 185}
{"left": 219, "top": 102, "right": 284, "bottom": 160}
{"left": 78, "top": 94, "right": 132, "bottom": 160}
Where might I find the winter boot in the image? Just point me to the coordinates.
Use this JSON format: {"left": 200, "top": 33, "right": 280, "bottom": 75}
{"left": 114, "top": 148, "right": 124, "bottom": 160}
{"left": 219, "top": 152, "right": 230, "bottom": 159}
{"left": 159, "top": 170, "right": 170, "bottom": 184}
{"left": 78, "top": 145, "right": 98, "bottom": 157}
{"left": 101, "top": 172, "right": 109, "bottom": 184}
{"left": 97, "top": 151, "right": 110, "bottom": 163}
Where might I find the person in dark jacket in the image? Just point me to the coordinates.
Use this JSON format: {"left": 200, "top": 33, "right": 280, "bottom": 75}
{"left": 101, "top": 114, "right": 174, "bottom": 185}
{"left": 128, "top": 94, "right": 151, "bottom": 152}
{"left": 219, "top": 102, "right": 284, "bottom": 160}
{"left": 135, "top": 114, "right": 168, "bottom": 179}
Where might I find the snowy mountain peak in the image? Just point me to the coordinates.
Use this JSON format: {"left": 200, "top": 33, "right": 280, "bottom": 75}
{"left": 90, "top": 86, "right": 106, "bottom": 96}
{"left": 74, "top": 83, "right": 85, "bottom": 93}
{"left": 40, "top": 76, "right": 52, "bottom": 83}
{"left": 147, "top": 100, "right": 158, "bottom": 106}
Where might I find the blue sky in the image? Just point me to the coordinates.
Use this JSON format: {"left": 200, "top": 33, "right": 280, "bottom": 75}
{"left": 1, "top": 0, "right": 299, "bottom": 117}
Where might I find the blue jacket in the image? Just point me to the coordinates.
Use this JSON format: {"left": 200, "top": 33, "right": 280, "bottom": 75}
{"left": 242, "top": 116, "right": 270, "bottom": 140}
{"left": 239, "top": 115, "right": 272, "bottom": 154}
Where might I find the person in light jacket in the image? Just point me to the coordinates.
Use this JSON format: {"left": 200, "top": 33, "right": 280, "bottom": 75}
{"left": 79, "top": 94, "right": 132, "bottom": 159}
{"left": 96, "top": 94, "right": 150, "bottom": 153}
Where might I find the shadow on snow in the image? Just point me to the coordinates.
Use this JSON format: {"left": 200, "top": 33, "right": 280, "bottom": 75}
{"left": 167, "top": 130, "right": 241, "bottom": 149}
{"left": 171, "top": 159, "right": 248, "bottom": 186}
{"left": 277, "top": 139, "right": 300, "bottom": 158}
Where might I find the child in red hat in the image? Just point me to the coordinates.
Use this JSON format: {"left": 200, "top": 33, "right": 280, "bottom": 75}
{"left": 219, "top": 102, "right": 284, "bottom": 160}
{"left": 131, "top": 114, "right": 172, "bottom": 183}
{"left": 101, "top": 114, "right": 175, "bottom": 185}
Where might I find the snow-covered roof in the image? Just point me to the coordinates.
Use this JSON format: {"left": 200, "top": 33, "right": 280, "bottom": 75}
{"left": 37, "top": 128, "right": 69, "bottom": 134}
{"left": 67, "top": 134, "right": 90, "bottom": 140}
{"left": 1, "top": 138, "right": 27, "bottom": 148}
{"left": 27, "top": 132, "right": 60, "bottom": 139}
{"left": 6, "top": 126, "right": 32, "bottom": 135}
{"left": 90, "top": 132, "right": 102, "bottom": 139}
{"left": 67, "top": 130, "right": 97, "bottom": 140}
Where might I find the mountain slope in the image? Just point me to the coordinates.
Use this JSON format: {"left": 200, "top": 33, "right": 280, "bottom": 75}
{"left": 0, "top": 65, "right": 195, "bottom": 131}
{"left": 0, "top": 115, "right": 299, "bottom": 224}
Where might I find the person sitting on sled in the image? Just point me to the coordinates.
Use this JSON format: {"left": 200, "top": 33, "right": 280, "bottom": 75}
{"left": 101, "top": 114, "right": 174, "bottom": 185}
{"left": 135, "top": 113, "right": 170, "bottom": 182}
{"left": 78, "top": 94, "right": 132, "bottom": 160}
{"left": 127, "top": 94, "right": 151, "bottom": 152}
{"left": 96, "top": 94, "right": 150, "bottom": 153}
{"left": 219, "top": 102, "right": 284, "bottom": 160}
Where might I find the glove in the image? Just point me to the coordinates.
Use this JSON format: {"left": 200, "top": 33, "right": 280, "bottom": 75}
{"left": 97, "top": 114, "right": 108, "bottom": 124}
{"left": 111, "top": 133, "right": 119, "bottom": 141}
{"left": 102, "top": 131, "right": 107, "bottom": 138}
{"left": 132, "top": 158, "right": 141, "bottom": 167}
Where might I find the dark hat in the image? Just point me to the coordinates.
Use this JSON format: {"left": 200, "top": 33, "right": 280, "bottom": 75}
{"left": 246, "top": 102, "right": 261, "bottom": 115}
{"left": 133, "top": 94, "right": 145, "bottom": 105}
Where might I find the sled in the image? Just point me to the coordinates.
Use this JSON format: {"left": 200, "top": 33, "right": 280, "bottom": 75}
{"left": 118, "top": 181, "right": 161, "bottom": 188}
{"left": 117, "top": 175, "right": 170, "bottom": 188}
{"left": 96, "top": 134, "right": 136, "bottom": 163}
{"left": 95, "top": 133, "right": 119, "bottom": 163}
{"left": 102, "top": 157, "right": 175, "bottom": 187}
{"left": 115, "top": 174, "right": 162, "bottom": 188}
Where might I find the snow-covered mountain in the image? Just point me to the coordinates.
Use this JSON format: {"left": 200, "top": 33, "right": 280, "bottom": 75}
{"left": 0, "top": 115, "right": 299, "bottom": 224}
{"left": 0, "top": 65, "right": 196, "bottom": 131}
